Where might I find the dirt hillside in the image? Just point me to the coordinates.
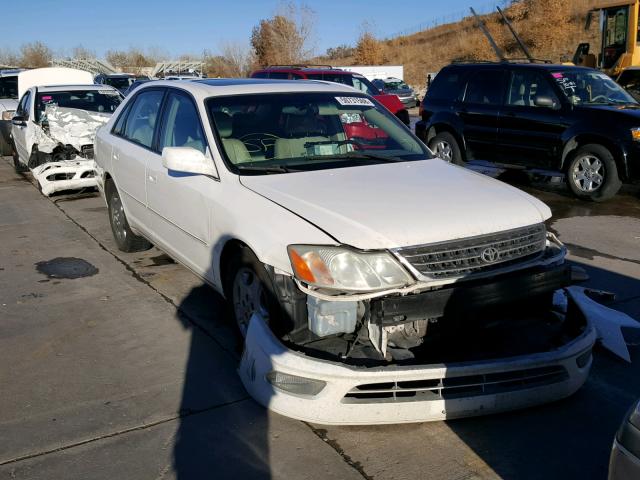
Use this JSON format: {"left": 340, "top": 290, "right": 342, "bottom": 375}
{"left": 321, "top": 0, "right": 601, "bottom": 89}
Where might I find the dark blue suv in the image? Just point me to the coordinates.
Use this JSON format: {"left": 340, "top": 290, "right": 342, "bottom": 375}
{"left": 416, "top": 62, "right": 640, "bottom": 201}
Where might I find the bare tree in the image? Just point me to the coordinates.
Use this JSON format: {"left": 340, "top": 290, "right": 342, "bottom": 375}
{"left": 19, "top": 41, "right": 52, "bottom": 68}
{"left": 251, "top": 2, "right": 315, "bottom": 66}
{"left": 354, "top": 23, "right": 384, "bottom": 65}
{"left": 0, "top": 48, "right": 20, "bottom": 67}
{"left": 71, "top": 45, "right": 95, "bottom": 59}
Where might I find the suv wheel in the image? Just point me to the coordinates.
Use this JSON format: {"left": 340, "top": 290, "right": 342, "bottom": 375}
{"left": 106, "top": 180, "right": 152, "bottom": 252}
{"left": 567, "top": 144, "right": 621, "bottom": 202}
{"left": 429, "top": 132, "right": 463, "bottom": 166}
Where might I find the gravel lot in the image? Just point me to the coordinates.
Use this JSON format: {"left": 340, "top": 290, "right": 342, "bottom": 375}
{"left": 1, "top": 150, "right": 639, "bottom": 480}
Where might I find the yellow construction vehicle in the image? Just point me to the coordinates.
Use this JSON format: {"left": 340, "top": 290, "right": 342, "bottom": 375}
{"left": 575, "top": 0, "right": 640, "bottom": 77}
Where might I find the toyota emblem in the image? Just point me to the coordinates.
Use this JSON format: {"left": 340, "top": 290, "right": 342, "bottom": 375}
{"left": 481, "top": 247, "right": 499, "bottom": 263}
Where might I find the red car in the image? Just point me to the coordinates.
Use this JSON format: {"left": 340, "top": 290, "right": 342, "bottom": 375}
{"left": 251, "top": 65, "right": 410, "bottom": 125}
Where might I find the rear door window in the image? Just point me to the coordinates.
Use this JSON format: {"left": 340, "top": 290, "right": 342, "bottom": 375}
{"left": 122, "top": 90, "right": 164, "bottom": 149}
{"left": 463, "top": 70, "right": 505, "bottom": 105}
{"left": 507, "top": 70, "right": 559, "bottom": 107}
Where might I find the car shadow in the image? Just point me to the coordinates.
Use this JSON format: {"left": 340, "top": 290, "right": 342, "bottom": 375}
{"left": 443, "top": 260, "right": 640, "bottom": 479}
{"left": 171, "top": 269, "right": 275, "bottom": 479}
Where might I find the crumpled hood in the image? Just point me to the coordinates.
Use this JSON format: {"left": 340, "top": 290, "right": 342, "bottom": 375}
{"left": 0, "top": 98, "right": 18, "bottom": 112}
{"left": 240, "top": 160, "right": 551, "bottom": 250}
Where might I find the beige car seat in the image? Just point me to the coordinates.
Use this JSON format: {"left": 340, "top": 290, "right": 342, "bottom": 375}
{"left": 274, "top": 114, "right": 330, "bottom": 159}
{"left": 214, "top": 112, "right": 251, "bottom": 164}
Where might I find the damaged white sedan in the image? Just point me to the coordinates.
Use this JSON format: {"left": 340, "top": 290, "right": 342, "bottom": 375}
{"left": 11, "top": 74, "right": 123, "bottom": 195}
{"left": 94, "top": 79, "right": 597, "bottom": 424}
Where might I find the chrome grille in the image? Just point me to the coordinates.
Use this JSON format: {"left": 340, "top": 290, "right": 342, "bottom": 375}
{"left": 342, "top": 365, "right": 569, "bottom": 404}
{"left": 395, "top": 224, "right": 546, "bottom": 280}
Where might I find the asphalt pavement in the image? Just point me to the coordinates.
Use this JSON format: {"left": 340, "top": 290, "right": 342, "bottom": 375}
{"left": 1, "top": 151, "right": 639, "bottom": 480}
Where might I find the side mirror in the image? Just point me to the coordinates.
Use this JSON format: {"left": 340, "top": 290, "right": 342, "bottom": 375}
{"left": 162, "top": 147, "right": 217, "bottom": 177}
{"left": 534, "top": 95, "right": 557, "bottom": 108}
{"left": 11, "top": 115, "right": 26, "bottom": 126}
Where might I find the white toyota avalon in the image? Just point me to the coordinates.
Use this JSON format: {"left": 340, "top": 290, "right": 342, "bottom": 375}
{"left": 94, "top": 78, "right": 596, "bottom": 425}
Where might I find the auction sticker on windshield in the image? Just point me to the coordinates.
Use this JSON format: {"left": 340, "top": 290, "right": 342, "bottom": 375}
{"left": 335, "top": 96, "right": 375, "bottom": 107}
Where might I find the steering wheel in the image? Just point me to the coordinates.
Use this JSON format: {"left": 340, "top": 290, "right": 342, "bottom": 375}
{"left": 239, "top": 133, "right": 280, "bottom": 154}
{"left": 591, "top": 94, "right": 608, "bottom": 103}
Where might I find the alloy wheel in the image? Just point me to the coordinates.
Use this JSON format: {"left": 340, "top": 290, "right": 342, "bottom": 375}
{"left": 110, "top": 195, "right": 127, "bottom": 244}
{"left": 572, "top": 154, "right": 605, "bottom": 193}
{"left": 434, "top": 140, "right": 453, "bottom": 162}
{"left": 232, "top": 267, "right": 269, "bottom": 337}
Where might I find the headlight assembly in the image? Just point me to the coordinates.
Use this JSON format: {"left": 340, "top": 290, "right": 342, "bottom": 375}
{"left": 287, "top": 244, "right": 414, "bottom": 292}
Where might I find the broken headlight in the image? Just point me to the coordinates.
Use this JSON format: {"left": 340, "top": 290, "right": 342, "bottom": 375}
{"left": 287, "top": 245, "right": 414, "bottom": 292}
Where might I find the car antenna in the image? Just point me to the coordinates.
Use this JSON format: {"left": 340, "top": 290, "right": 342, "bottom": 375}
{"left": 470, "top": 7, "right": 505, "bottom": 62}
{"left": 496, "top": 5, "right": 533, "bottom": 62}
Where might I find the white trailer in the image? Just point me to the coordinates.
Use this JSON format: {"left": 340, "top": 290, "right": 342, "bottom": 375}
{"left": 336, "top": 65, "right": 404, "bottom": 81}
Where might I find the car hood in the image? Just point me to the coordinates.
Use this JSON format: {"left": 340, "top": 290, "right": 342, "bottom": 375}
{"left": 240, "top": 160, "right": 551, "bottom": 250}
{"left": 578, "top": 103, "right": 640, "bottom": 117}
{"left": 0, "top": 98, "right": 18, "bottom": 112}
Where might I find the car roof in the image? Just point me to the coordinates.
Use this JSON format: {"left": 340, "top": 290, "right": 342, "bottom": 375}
{"left": 36, "top": 84, "right": 120, "bottom": 93}
{"left": 133, "top": 78, "right": 358, "bottom": 98}
{"left": 446, "top": 62, "right": 597, "bottom": 73}
{"left": 102, "top": 73, "right": 135, "bottom": 78}
{"left": 255, "top": 66, "right": 352, "bottom": 75}
{"left": 0, "top": 69, "right": 21, "bottom": 78}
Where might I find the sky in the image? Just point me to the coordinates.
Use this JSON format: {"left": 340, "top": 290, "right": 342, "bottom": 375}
{"left": 1, "top": 0, "right": 503, "bottom": 59}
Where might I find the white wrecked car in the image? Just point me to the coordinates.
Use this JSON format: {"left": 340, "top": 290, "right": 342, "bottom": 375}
{"left": 94, "top": 79, "right": 597, "bottom": 425}
{"left": 11, "top": 68, "right": 123, "bottom": 195}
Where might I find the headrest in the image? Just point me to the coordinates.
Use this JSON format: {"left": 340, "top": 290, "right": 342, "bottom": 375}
{"left": 214, "top": 111, "right": 232, "bottom": 138}
{"left": 518, "top": 83, "right": 526, "bottom": 95}
{"left": 286, "top": 114, "right": 326, "bottom": 137}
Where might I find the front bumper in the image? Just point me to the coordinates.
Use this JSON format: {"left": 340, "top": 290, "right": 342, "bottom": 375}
{"left": 398, "top": 96, "right": 417, "bottom": 107}
{"left": 240, "top": 308, "right": 596, "bottom": 425}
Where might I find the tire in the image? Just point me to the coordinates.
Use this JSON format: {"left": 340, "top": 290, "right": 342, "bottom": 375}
{"left": 429, "top": 131, "right": 464, "bottom": 166}
{"left": 0, "top": 134, "right": 11, "bottom": 156}
{"left": 223, "top": 246, "right": 280, "bottom": 340}
{"left": 12, "top": 141, "right": 27, "bottom": 173}
{"left": 106, "top": 180, "right": 152, "bottom": 252}
{"left": 566, "top": 144, "right": 621, "bottom": 202}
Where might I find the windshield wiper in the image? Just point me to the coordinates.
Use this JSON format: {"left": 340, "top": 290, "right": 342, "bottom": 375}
{"left": 305, "top": 152, "right": 404, "bottom": 163}
{"left": 236, "top": 164, "right": 295, "bottom": 174}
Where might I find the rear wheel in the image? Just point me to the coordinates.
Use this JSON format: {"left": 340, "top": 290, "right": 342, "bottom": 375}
{"left": 106, "top": 180, "right": 152, "bottom": 252}
{"left": 429, "top": 132, "right": 464, "bottom": 166}
{"left": 567, "top": 144, "right": 621, "bottom": 202}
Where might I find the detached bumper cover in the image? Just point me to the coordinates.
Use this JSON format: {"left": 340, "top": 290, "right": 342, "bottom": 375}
{"left": 31, "top": 159, "right": 98, "bottom": 196}
{"left": 240, "top": 312, "right": 596, "bottom": 425}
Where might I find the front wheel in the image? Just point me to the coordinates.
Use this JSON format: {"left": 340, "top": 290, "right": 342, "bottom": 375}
{"left": 224, "top": 247, "right": 279, "bottom": 340}
{"left": 12, "top": 141, "right": 27, "bottom": 173}
{"left": 567, "top": 144, "right": 621, "bottom": 202}
{"left": 429, "top": 131, "right": 464, "bottom": 166}
{"left": 106, "top": 180, "right": 152, "bottom": 252}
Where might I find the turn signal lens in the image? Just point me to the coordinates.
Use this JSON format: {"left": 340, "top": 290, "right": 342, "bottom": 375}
{"left": 266, "top": 371, "right": 326, "bottom": 396}
{"left": 1, "top": 110, "right": 15, "bottom": 121}
{"left": 631, "top": 127, "right": 640, "bottom": 142}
